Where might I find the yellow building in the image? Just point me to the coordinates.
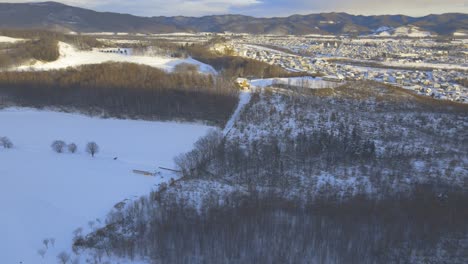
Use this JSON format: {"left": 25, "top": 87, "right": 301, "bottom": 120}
{"left": 236, "top": 78, "right": 251, "bottom": 90}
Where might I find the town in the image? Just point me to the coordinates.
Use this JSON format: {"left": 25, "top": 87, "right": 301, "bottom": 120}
{"left": 215, "top": 34, "right": 468, "bottom": 102}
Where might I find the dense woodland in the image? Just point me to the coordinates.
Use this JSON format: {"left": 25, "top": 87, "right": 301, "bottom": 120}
{"left": 75, "top": 185, "right": 468, "bottom": 264}
{"left": 0, "top": 62, "right": 239, "bottom": 125}
{"left": 75, "top": 81, "right": 468, "bottom": 263}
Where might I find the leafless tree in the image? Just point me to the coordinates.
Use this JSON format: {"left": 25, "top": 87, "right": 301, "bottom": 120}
{"left": 51, "top": 140, "right": 66, "bottom": 153}
{"left": 86, "top": 142, "right": 99, "bottom": 157}
{"left": 57, "top": 251, "right": 70, "bottom": 264}
{"left": 37, "top": 248, "right": 46, "bottom": 258}
{"left": 43, "top": 238, "right": 49, "bottom": 249}
{"left": 50, "top": 237, "right": 55, "bottom": 247}
{"left": 0, "top": 137, "right": 13, "bottom": 149}
{"left": 68, "top": 143, "right": 77, "bottom": 153}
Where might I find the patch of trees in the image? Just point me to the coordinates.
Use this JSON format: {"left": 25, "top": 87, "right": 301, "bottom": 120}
{"left": 0, "top": 29, "right": 102, "bottom": 50}
{"left": 75, "top": 182, "right": 468, "bottom": 264}
{"left": 0, "top": 136, "right": 13, "bottom": 148}
{"left": 0, "top": 29, "right": 103, "bottom": 69}
{"left": 73, "top": 81, "right": 468, "bottom": 263}
{"left": 178, "top": 43, "right": 307, "bottom": 79}
{"left": 0, "top": 63, "right": 239, "bottom": 125}
{"left": 51, "top": 140, "right": 81, "bottom": 154}
{"left": 175, "top": 126, "right": 376, "bottom": 184}
{"left": 176, "top": 81, "right": 467, "bottom": 196}
{"left": 0, "top": 37, "right": 59, "bottom": 69}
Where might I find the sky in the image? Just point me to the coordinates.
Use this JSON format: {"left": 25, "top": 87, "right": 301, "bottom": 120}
{"left": 2, "top": 0, "right": 468, "bottom": 17}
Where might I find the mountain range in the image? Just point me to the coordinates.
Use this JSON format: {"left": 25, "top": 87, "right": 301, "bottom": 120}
{"left": 0, "top": 1, "right": 467, "bottom": 35}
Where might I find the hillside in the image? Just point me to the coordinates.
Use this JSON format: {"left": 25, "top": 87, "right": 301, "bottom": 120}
{"left": 74, "top": 81, "right": 468, "bottom": 263}
{"left": 0, "top": 2, "right": 466, "bottom": 35}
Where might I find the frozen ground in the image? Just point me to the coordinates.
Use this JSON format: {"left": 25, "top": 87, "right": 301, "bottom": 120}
{"left": 374, "top": 26, "right": 433, "bottom": 38}
{"left": 250, "top": 76, "right": 342, "bottom": 89}
{"left": 15, "top": 42, "right": 217, "bottom": 74}
{"left": 0, "top": 36, "right": 26, "bottom": 43}
{"left": 0, "top": 108, "right": 214, "bottom": 263}
{"left": 224, "top": 91, "right": 251, "bottom": 136}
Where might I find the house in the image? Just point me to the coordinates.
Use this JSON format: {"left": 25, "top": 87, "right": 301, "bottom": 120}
{"left": 236, "top": 78, "right": 251, "bottom": 90}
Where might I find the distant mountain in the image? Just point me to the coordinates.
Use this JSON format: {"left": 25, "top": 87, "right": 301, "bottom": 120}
{"left": 0, "top": 1, "right": 466, "bottom": 36}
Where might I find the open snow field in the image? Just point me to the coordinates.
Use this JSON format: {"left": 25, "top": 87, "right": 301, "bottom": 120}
{"left": 0, "top": 36, "right": 26, "bottom": 43}
{"left": 15, "top": 42, "right": 216, "bottom": 74}
{"left": 0, "top": 108, "right": 214, "bottom": 263}
{"left": 250, "top": 77, "right": 343, "bottom": 89}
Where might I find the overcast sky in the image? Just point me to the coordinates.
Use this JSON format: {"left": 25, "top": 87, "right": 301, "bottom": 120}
{"left": 3, "top": 0, "right": 468, "bottom": 17}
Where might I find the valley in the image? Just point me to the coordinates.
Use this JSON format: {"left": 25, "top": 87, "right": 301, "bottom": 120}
{"left": 0, "top": 2, "right": 467, "bottom": 263}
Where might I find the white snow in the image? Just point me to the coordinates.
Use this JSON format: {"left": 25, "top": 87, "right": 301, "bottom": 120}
{"left": 0, "top": 36, "right": 26, "bottom": 43}
{"left": 0, "top": 108, "right": 214, "bottom": 264}
{"left": 224, "top": 91, "right": 251, "bottom": 135}
{"left": 381, "top": 60, "right": 468, "bottom": 71}
{"left": 15, "top": 42, "right": 217, "bottom": 74}
{"left": 454, "top": 31, "right": 467, "bottom": 37}
{"left": 250, "top": 76, "right": 342, "bottom": 89}
{"left": 374, "top": 26, "right": 433, "bottom": 38}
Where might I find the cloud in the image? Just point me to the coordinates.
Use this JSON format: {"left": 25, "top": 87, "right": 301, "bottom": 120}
{"left": 1, "top": 0, "right": 466, "bottom": 17}
{"left": 93, "top": 0, "right": 263, "bottom": 16}
{"left": 1, "top": 0, "right": 263, "bottom": 16}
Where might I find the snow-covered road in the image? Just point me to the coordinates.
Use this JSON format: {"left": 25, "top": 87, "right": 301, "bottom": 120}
{"left": 224, "top": 91, "right": 252, "bottom": 136}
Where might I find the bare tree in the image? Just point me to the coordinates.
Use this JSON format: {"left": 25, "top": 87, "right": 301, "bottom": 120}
{"left": 37, "top": 248, "right": 46, "bottom": 258}
{"left": 51, "top": 140, "right": 66, "bottom": 153}
{"left": 57, "top": 251, "right": 70, "bottom": 264}
{"left": 68, "top": 143, "right": 78, "bottom": 154}
{"left": 0, "top": 137, "right": 13, "bottom": 149}
{"left": 43, "top": 238, "right": 49, "bottom": 249}
{"left": 86, "top": 142, "right": 99, "bottom": 157}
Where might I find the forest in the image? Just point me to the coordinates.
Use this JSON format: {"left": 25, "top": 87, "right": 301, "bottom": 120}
{"left": 74, "top": 185, "right": 468, "bottom": 264}
{"left": 0, "top": 62, "right": 239, "bottom": 125}
{"left": 74, "top": 81, "right": 468, "bottom": 263}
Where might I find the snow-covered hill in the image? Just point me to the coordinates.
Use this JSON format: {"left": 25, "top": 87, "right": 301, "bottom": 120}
{"left": 373, "top": 26, "right": 434, "bottom": 38}
{"left": 15, "top": 42, "right": 216, "bottom": 74}
{"left": 0, "top": 108, "right": 214, "bottom": 263}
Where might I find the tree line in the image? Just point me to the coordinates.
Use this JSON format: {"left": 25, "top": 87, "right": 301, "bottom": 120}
{"left": 0, "top": 29, "right": 102, "bottom": 50}
{"left": 167, "top": 42, "right": 308, "bottom": 79}
{"left": 0, "top": 62, "right": 239, "bottom": 125}
{"left": 74, "top": 179, "right": 468, "bottom": 264}
{"left": 0, "top": 37, "right": 59, "bottom": 69}
{"left": 73, "top": 81, "right": 468, "bottom": 263}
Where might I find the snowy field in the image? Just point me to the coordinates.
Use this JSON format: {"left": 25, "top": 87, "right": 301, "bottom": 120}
{"left": 15, "top": 42, "right": 216, "bottom": 74}
{"left": 250, "top": 77, "right": 343, "bottom": 89}
{"left": 0, "top": 35, "right": 26, "bottom": 43}
{"left": 373, "top": 26, "right": 433, "bottom": 38}
{"left": 0, "top": 108, "right": 214, "bottom": 263}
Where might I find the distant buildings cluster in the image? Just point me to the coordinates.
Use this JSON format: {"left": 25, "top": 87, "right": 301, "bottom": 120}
{"left": 230, "top": 35, "right": 468, "bottom": 103}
